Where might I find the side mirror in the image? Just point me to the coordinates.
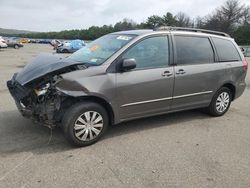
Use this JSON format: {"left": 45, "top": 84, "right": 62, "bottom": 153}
{"left": 121, "top": 58, "right": 136, "bottom": 71}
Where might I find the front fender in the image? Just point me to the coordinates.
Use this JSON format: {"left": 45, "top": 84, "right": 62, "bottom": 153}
{"left": 55, "top": 78, "right": 120, "bottom": 124}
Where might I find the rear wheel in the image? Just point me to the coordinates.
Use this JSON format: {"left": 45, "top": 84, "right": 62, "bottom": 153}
{"left": 207, "top": 87, "right": 232, "bottom": 116}
{"left": 14, "top": 44, "right": 19, "bottom": 49}
{"left": 62, "top": 102, "right": 109, "bottom": 147}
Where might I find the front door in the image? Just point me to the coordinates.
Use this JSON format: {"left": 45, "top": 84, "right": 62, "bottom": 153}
{"left": 115, "top": 36, "right": 174, "bottom": 120}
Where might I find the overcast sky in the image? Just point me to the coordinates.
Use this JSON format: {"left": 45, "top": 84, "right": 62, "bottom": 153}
{"left": 0, "top": 0, "right": 249, "bottom": 32}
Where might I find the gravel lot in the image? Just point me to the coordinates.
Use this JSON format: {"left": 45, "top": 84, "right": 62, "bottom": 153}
{"left": 0, "top": 44, "right": 250, "bottom": 188}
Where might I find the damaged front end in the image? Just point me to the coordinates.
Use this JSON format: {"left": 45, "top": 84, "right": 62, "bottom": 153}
{"left": 7, "top": 74, "right": 64, "bottom": 127}
{"left": 7, "top": 53, "right": 88, "bottom": 128}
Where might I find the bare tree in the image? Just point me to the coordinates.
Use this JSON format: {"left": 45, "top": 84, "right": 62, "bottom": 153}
{"left": 241, "top": 6, "right": 250, "bottom": 25}
{"left": 175, "top": 12, "right": 192, "bottom": 27}
{"left": 195, "top": 16, "right": 205, "bottom": 28}
{"left": 203, "top": 0, "right": 245, "bottom": 33}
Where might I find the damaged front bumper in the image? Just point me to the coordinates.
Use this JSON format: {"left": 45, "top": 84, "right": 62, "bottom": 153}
{"left": 7, "top": 74, "right": 62, "bottom": 127}
{"left": 7, "top": 73, "right": 33, "bottom": 117}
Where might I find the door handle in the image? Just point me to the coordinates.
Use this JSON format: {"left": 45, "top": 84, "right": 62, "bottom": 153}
{"left": 176, "top": 69, "right": 186, "bottom": 75}
{"left": 162, "top": 71, "right": 173, "bottom": 77}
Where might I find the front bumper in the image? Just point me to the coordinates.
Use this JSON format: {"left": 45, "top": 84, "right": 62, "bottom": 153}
{"left": 7, "top": 74, "right": 32, "bottom": 117}
{"left": 7, "top": 74, "right": 62, "bottom": 127}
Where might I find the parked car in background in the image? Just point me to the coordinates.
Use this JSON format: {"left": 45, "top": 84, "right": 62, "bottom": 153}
{"left": 18, "top": 38, "right": 30, "bottom": 43}
{"left": 37, "top": 39, "right": 51, "bottom": 44}
{"left": 0, "top": 36, "right": 7, "bottom": 48}
{"left": 51, "top": 39, "right": 62, "bottom": 49}
{"left": 240, "top": 46, "right": 250, "bottom": 57}
{"left": 6, "top": 39, "right": 24, "bottom": 49}
{"left": 29, "top": 39, "right": 37, "bottom": 43}
{"left": 56, "top": 39, "right": 85, "bottom": 53}
{"left": 7, "top": 28, "right": 248, "bottom": 147}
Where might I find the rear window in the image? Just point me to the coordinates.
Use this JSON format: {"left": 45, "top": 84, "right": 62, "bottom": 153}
{"left": 212, "top": 37, "right": 241, "bottom": 62}
{"left": 175, "top": 36, "right": 214, "bottom": 64}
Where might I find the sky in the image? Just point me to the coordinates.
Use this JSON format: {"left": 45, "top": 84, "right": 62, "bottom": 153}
{"left": 0, "top": 0, "right": 249, "bottom": 32}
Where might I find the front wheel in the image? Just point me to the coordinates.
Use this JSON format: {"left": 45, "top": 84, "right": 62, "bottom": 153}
{"left": 207, "top": 87, "right": 232, "bottom": 116}
{"left": 62, "top": 49, "right": 69, "bottom": 53}
{"left": 62, "top": 102, "right": 109, "bottom": 147}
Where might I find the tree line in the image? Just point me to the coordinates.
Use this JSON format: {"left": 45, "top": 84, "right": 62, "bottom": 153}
{"left": 18, "top": 0, "right": 250, "bottom": 45}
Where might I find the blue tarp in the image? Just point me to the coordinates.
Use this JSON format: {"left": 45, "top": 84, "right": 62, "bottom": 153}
{"left": 70, "top": 39, "right": 85, "bottom": 49}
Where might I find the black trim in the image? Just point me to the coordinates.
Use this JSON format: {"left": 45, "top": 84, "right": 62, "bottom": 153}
{"left": 209, "top": 36, "right": 220, "bottom": 62}
{"left": 172, "top": 34, "right": 216, "bottom": 66}
{"left": 211, "top": 37, "right": 242, "bottom": 62}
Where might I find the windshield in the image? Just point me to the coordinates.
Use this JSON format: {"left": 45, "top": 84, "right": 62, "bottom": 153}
{"left": 68, "top": 34, "right": 136, "bottom": 65}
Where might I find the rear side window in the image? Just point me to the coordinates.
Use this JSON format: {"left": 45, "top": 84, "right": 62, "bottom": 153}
{"left": 175, "top": 36, "right": 214, "bottom": 64}
{"left": 212, "top": 37, "right": 241, "bottom": 62}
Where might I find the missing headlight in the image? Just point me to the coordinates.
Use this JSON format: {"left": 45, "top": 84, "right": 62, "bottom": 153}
{"left": 34, "top": 83, "right": 50, "bottom": 96}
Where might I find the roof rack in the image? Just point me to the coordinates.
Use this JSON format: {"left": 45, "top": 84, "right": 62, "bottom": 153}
{"left": 154, "top": 26, "right": 230, "bottom": 37}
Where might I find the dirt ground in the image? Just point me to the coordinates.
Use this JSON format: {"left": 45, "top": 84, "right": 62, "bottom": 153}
{"left": 0, "top": 44, "right": 250, "bottom": 188}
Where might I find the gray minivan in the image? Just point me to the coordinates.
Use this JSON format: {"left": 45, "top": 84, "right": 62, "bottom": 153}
{"left": 7, "top": 27, "right": 248, "bottom": 146}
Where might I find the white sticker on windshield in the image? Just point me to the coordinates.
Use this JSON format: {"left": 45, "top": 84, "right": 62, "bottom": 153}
{"left": 90, "top": 58, "right": 98, "bottom": 63}
{"left": 117, "top": 36, "right": 132, "bottom": 41}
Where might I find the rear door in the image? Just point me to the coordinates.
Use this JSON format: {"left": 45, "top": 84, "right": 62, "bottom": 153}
{"left": 171, "top": 35, "right": 225, "bottom": 110}
{"left": 211, "top": 37, "right": 245, "bottom": 97}
{"left": 115, "top": 35, "right": 174, "bottom": 120}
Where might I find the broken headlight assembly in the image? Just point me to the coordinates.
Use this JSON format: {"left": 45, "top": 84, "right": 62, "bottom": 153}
{"left": 34, "top": 83, "right": 50, "bottom": 96}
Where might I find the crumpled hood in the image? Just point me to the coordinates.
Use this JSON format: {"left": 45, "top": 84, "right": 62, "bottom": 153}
{"left": 15, "top": 53, "right": 84, "bottom": 86}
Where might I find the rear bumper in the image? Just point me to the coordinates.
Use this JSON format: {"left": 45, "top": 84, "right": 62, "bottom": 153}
{"left": 234, "top": 82, "right": 246, "bottom": 100}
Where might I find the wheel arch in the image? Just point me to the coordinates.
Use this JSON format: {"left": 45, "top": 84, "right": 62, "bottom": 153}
{"left": 62, "top": 48, "right": 69, "bottom": 53}
{"left": 221, "top": 83, "right": 236, "bottom": 100}
{"left": 59, "top": 95, "right": 115, "bottom": 125}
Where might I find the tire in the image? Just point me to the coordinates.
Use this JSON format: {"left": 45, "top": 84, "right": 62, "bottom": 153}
{"left": 207, "top": 87, "right": 232, "bottom": 116}
{"left": 62, "top": 102, "right": 109, "bottom": 147}
{"left": 14, "top": 44, "right": 19, "bottom": 49}
{"left": 62, "top": 49, "right": 68, "bottom": 53}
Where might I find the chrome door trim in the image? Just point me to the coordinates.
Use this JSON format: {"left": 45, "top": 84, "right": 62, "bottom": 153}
{"left": 121, "top": 97, "right": 172, "bottom": 107}
{"left": 172, "top": 91, "right": 213, "bottom": 99}
{"left": 121, "top": 91, "right": 213, "bottom": 107}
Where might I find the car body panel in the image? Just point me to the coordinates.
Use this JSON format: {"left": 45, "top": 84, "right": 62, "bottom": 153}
{"left": 171, "top": 63, "right": 228, "bottom": 110}
{"left": 116, "top": 67, "right": 174, "bottom": 120}
{"left": 0, "top": 41, "right": 7, "bottom": 48}
{"left": 0, "top": 37, "right": 8, "bottom": 48}
{"left": 15, "top": 53, "right": 85, "bottom": 85}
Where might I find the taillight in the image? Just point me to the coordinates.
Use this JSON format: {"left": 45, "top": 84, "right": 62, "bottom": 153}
{"left": 243, "top": 58, "right": 248, "bottom": 71}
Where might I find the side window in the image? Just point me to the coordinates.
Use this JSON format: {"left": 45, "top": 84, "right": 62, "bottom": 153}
{"left": 212, "top": 37, "right": 241, "bottom": 62}
{"left": 122, "top": 36, "right": 169, "bottom": 69}
{"left": 175, "top": 36, "right": 214, "bottom": 64}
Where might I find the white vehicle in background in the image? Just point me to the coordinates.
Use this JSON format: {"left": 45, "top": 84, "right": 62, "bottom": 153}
{"left": 0, "top": 36, "right": 8, "bottom": 48}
